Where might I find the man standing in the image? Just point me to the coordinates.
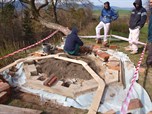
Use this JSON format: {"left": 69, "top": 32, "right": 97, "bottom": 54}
{"left": 125, "top": 0, "right": 147, "bottom": 54}
{"left": 95, "top": 1, "right": 118, "bottom": 46}
{"left": 64, "top": 27, "right": 83, "bottom": 55}
{"left": 147, "top": 0, "right": 152, "bottom": 66}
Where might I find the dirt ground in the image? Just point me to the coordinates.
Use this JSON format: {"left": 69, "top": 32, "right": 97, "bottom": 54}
{"left": 38, "top": 54, "right": 101, "bottom": 81}
{"left": 8, "top": 91, "right": 88, "bottom": 114}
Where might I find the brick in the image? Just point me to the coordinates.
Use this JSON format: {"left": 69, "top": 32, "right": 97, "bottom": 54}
{"left": 105, "top": 68, "right": 119, "bottom": 84}
{"left": 97, "top": 52, "right": 110, "bottom": 62}
{"left": 92, "top": 45, "right": 100, "bottom": 52}
{"left": 43, "top": 74, "right": 58, "bottom": 87}
{"left": 139, "top": 67, "right": 146, "bottom": 73}
{"left": 148, "top": 111, "right": 152, "bottom": 114}
{"left": 0, "top": 91, "right": 9, "bottom": 103}
{"left": 109, "top": 45, "right": 118, "bottom": 49}
{"left": 128, "top": 99, "right": 143, "bottom": 110}
{"left": 28, "top": 64, "right": 37, "bottom": 76}
{"left": 106, "top": 61, "right": 120, "bottom": 71}
{"left": 0, "top": 83, "right": 10, "bottom": 92}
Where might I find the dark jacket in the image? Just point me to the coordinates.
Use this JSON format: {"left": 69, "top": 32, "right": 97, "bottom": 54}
{"left": 100, "top": 7, "right": 118, "bottom": 23}
{"left": 148, "top": 9, "right": 152, "bottom": 43}
{"left": 129, "top": 0, "right": 147, "bottom": 29}
{"left": 64, "top": 28, "right": 83, "bottom": 52}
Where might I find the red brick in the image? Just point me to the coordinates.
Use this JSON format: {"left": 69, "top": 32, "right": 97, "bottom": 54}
{"left": 139, "top": 67, "right": 146, "bottom": 73}
{"left": 97, "top": 52, "right": 110, "bottom": 62}
{"left": 0, "top": 83, "right": 10, "bottom": 92}
{"left": 148, "top": 111, "right": 152, "bottom": 114}
{"left": 43, "top": 74, "right": 58, "bottom": 87}
{"left": 0, "top": 91, "right": 9, "bottom": 103}
{"left": 92, "top": 45, "right": 100, "bottom": 52}
{"left": 128, "top": 99, "right": 143, "bottom": 110}
{"left": 109, "top": 45, "right": 118, "bottom": 49}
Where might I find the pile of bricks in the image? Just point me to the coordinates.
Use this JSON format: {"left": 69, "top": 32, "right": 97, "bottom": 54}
{"left": 96, "top": 51, "right": 110, "bottom": 62}
{"left": 0, "top": 80, "right": 10, "bottom": 104}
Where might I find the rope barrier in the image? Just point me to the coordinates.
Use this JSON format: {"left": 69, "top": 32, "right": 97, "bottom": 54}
{"left": 0, "top": 30, "right": 59, "bottom": 61}
{"left": 120, "top": 44, "right": 147, "bottom": 114}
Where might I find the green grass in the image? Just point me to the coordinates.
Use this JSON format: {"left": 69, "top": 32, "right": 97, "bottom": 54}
{"left": 81, "top": 20, "right": 152, "bottom": 99}
{"left": 93, "top": 9, "right": 131, "bottom": 17}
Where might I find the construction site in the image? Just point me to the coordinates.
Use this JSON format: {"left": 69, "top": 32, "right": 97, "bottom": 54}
{"left": 0, "top": 33, "right": 152, "bottom": 114}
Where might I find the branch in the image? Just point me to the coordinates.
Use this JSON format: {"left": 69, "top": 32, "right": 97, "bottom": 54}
{"left": 37, "top": 0, "right": 49, "bottom": 12}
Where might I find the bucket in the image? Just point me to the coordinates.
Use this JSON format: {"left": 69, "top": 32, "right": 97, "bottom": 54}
{"left": 42, "top": 43, "right": 55, "bottom": 54}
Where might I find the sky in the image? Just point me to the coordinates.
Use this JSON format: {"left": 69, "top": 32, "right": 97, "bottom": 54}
{"left": 0, "top": 0, "right": 148, "bottom": 8}
{"left": 90, "top": 0, "right": 147, "bottom": 8}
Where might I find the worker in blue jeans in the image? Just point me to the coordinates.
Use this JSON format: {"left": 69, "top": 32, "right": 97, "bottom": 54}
{"left": 64, "top": 27, "right": 83, "bottom": 55}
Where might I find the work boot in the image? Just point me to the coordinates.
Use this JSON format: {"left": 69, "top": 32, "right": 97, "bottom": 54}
{"left": 130, "top": 50, "right": 138, "bottom": 54}
{"left": 96, "top": 39, "right": 102, "bottom": 44}
{"left": 124, "top": 46, "right": 132, "bottom": 51}
{"left": 102, "top": 41, "right": 108, "bottom": 47}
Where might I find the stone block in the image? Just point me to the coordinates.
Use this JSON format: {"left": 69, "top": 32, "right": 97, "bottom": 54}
{"left": 28, "top": 64, "right": 37, "bottom": 76}
{"left": 105, "top": 68, "right": 119, "bottom": 84}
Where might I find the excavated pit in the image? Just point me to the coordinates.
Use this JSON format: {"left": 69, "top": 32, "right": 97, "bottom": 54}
{"left": 37, "top": 55, "right": 101, "bottom": 81}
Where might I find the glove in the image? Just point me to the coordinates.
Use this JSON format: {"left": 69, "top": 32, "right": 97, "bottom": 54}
{"left": 135, "top": 26, "right": 141, "bottom": 30}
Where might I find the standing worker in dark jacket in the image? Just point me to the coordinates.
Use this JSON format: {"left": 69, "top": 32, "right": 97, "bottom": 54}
{"left": 64, "top": 27, "right": 83, "bottom": 55}
{"left": 96, "top": 1, "right": 118, "bottom": 46}
{"left": 125, "top": 0, "right": 147, "bottom": 54}
{"left": 147, "top": 0, "right": 152, "bottom": 66}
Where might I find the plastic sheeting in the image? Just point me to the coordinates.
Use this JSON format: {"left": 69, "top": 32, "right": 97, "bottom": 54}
{"left": 0, "top": 62, "right": 26, "bottom": 87}
{"left": 1, "top": 50, "right": 152, "bottom": 113}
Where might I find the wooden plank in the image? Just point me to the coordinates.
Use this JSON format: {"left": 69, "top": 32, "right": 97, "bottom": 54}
{"left": 112, "top": 35, "right": 146, "bottom": 46}
{"left": 87, "top": 87, "right": 105, "bottom": 114}
{"left": 26, "top": 56, "right": 105, "bottom": 114}
{"left": 120, "top": 61, "right": 126, "bottom": 88}
{"left": 0, "top": 104, "right": 42, "bottom": 114}
{"left": 24, "top": 80, "right": 76, "bottom": 98}
{"left": 1, "top": 54, "right": 106, "bottom": 114}
{"left": 82, "top": 65, "right": 105, "bottom": 114}
{"left": 23, "top": 64, "right": 31, "bottom": 79}
{"left": 71, "top": 79, "right": 98, "bottom": 96}
{"left": 0, "top": 59, "right": 25, "bottom": 73}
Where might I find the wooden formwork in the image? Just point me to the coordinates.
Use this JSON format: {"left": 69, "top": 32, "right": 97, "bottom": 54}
{"left": 0, "top": 54, "right": 106, "bottom": 114}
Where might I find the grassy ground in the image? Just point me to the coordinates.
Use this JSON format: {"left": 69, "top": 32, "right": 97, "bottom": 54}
{"left": 6, "top": 9, "right": 152, "bottom": 113}
{"left": 81, "top": 10, "right": 152, "bottom": 99}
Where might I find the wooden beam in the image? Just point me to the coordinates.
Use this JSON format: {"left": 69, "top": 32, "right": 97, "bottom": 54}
{"left": 0, "top": 54, "right": 106, "bottom": 114}
{"left": 0, "top": 104, "right": 42, "bottom": 114}
{"left": 112, "top": 35, "right": 146, "bottom": 46}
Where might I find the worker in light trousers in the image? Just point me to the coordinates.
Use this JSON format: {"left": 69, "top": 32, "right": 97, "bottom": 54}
{"left": 95, "top": 1, "right": 118, "bottom": 47}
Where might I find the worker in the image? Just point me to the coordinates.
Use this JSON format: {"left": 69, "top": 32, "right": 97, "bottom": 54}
{"left": 125, "top": 0, "right": 147, "bottom": 54}
{"left": 95, "top": 1, "right": 118, "bottom": 46}
{"left": 64, "top": 27, "right": 83, "bottom": 55}
{"left": 146, "top": 0, "right": 152, "bottom": 66}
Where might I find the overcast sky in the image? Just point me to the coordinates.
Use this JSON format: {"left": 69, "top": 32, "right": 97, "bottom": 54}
{"left": 90, "top": 0, "right": 147, "bottom": 8}
{"left": 0, "top": 0, "right": 148, "bottom": 8}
